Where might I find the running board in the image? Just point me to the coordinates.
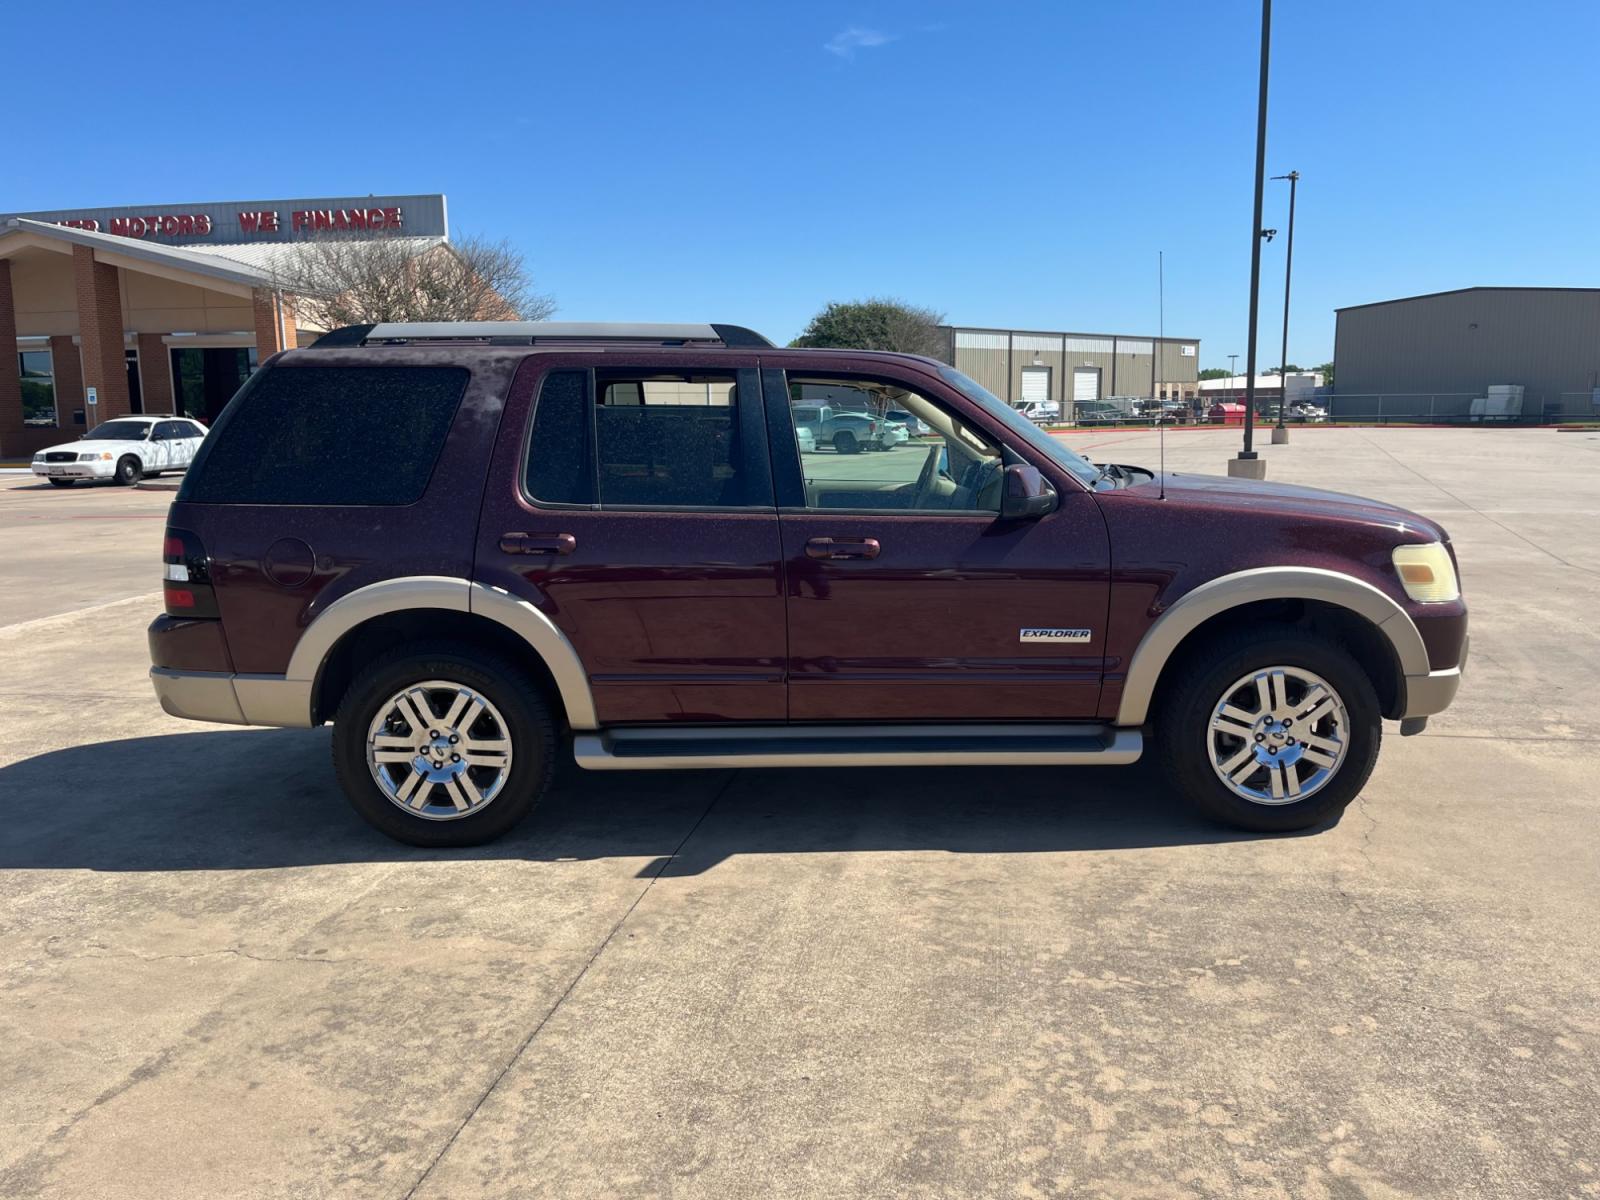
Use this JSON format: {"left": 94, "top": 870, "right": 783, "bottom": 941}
{"left": 572, "top": 724, "right": 1142, "bottom": 771}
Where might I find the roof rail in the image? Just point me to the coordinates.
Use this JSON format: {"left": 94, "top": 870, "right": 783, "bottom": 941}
{"left": 309, "top": 321, "right": 773, "bottom": 349}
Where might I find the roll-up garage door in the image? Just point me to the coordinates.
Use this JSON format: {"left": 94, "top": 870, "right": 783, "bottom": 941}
{"left": 1021, "top": 367, "right": 1050, "bottom": 405}
{"left": 1073, "top": 367, "right": 1101, "bottom": 404}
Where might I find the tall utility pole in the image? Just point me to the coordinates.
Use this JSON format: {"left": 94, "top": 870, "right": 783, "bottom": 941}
{"left": 1270, "top": 170, "right": 1300, "bottom": 443}
{"left": 1228, "top": 353, "right": 1239, "bottom": 399}
{"left": 1231, "top": 0, "right": 1273, "bottom": 479}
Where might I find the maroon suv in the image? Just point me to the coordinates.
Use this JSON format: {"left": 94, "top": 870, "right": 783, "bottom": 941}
{"left": 148, "top": 321, "right": 1467, "bottom": 845}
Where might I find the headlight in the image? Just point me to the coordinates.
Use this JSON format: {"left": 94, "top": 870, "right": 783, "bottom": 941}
{"left": 79, "top": 451, "right": 112, "bottom": 462}
{"left": 32, "top": 453, "right": 44, "bottom": 461}
{"left": 1392, "top": 542, "right": 1460, "bottom": 603}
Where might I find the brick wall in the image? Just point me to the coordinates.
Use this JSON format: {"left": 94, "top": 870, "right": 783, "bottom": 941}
{"left": 72, "top": 245, "right": 131, "bottom": 424}
{"left": 51, "top": 335, "right": 85, "bottom": 428}
{"left": 0, "top": 260, "right": 22, "bottom": 457}
{"left": 137, "top": 333, "right": 174, "bottom": 413}
{"left": 252, "top": 289, "right": 285, "bottom": 359}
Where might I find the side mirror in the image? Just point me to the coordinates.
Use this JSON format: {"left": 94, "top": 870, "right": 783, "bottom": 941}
{"left": 1001, "top": 463, "right": 1058, "bottom": 519}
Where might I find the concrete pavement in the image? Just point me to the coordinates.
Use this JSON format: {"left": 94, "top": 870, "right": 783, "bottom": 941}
{"left": 0, "top": 429, "right": 1597, "bottom": 1198}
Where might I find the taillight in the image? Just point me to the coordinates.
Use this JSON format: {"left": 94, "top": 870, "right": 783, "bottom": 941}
{"left": 163, "top": 526, "right": 219, "bottom": 618}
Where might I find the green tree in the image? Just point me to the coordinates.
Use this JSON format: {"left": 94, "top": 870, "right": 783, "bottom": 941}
{"left": 1315, "top": 361, "right": 1334, "bottom": 387}
{"left": 789, "top": 298, "right": 947, "bottom": 358}
{"left": 1198, "top": 367, "right": 1232, "bottom": 380}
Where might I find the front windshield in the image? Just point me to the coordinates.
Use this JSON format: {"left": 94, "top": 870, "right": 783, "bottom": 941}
{"left": 937, "top": 365, "right": 1100, "bottom": 485}
{"left": 83, "top": 420, "right": 152, "bottom": 441}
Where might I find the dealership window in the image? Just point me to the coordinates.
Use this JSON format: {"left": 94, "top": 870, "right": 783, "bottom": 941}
{"left": 170, "top": 346, "right": 259, "bottom": 423}
{"left": 20, "top": 351, "right": 56, "bottom": 428}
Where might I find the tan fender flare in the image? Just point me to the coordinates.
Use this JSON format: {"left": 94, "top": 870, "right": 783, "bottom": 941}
{"left": 1114, "top": 566, "right": 1430, "bottom": 727}
{"left": 468, "top": 582, "right": 598, "bottom": 730}
{"left": 280, "top": 575, "right": 598, "bottom": 731}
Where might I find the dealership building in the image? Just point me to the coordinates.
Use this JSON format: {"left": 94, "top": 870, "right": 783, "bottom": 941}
{"left": 1335, "top": 287, "right": 1600, "bottom": 416}
{"left": 941, "top": 325, "right": 1201, "bottom": 415}
{"left": 0, "top": 194, "right": 450, "bottom": 457}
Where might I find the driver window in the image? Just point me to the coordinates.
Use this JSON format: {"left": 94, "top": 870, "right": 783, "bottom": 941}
{"left": 787, "top": 377, "right": 1002, "bottom": 512}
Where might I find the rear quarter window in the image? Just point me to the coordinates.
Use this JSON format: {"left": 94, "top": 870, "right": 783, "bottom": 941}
{"left": 179, "top": 364, "right": 468, "bottom": 505}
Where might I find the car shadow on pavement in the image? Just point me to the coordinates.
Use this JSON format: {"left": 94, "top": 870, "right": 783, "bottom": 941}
{"left": 0, "top": 728, "right": 1320, "bottom": 874}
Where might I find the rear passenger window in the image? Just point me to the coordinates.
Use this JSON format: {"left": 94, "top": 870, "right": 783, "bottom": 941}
{"left": 523, "top": 369, "right": 763, "bottom": 509}
{"left": 525, "top": 370, "right": 594, "bottom": 505}
{"left": 180, "top": 365, "right": 467, "bottom": 505}
{"left": 596, "top": 372, "right": 748, "bottom": 507}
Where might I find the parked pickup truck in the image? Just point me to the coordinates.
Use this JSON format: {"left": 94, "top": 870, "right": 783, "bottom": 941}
{"left": 792, "top": 404, "right": 905, "bottom": 453}
{"left": 148, "top": 321, "right": 1467, "bottom": 847}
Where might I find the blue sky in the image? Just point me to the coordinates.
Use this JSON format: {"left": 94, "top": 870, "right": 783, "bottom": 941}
{"left": 11, "top": 0, "right": 1599, "bottom": 368}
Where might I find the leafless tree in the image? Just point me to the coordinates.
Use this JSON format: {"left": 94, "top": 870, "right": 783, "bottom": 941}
{"left": 270, "top": 233, "right": 555, "bottom": 328}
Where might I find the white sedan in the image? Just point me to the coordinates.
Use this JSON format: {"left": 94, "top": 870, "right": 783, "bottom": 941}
{"left": 32, "top": 416, "right": 208, "bottom": 488}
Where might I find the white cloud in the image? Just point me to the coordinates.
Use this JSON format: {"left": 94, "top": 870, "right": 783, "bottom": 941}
{"left": 824, "top": 26, "right": 895, "bottom": 59}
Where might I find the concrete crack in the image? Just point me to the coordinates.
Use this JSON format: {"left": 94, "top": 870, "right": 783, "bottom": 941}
{"left": 397, "top": 770, "right": 739, "bottom": 1200}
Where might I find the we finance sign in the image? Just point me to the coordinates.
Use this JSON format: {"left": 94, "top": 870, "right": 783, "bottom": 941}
{"left": 6, "top": 195, "right": 448, "bottom": 245}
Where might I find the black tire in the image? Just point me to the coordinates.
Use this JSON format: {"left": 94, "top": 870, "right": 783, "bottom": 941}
{"left": 1154, "top": 624, "right": 1381, "bottom": 833}
{"left": 114, "top": 456, "right": 142, "bottom": 486}
{"left": 47, "top": 478, "right": 75, "bottom": 488}
{"left": 331, "top": 641, "right": 557, "bottom": 847}
{"left": 833, "top": 431, "right": 860, "bottom": 455}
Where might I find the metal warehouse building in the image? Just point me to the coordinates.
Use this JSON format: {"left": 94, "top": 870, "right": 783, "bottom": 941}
{"left": 941, "top": 325, "right": 1200, "bottom": 415}
{"left": 1335, "top": 287, "right": 1600, "bottom": 417}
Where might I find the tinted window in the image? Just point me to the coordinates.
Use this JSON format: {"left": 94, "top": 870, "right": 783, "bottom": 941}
{"left": 525, "top": 370, "right": 594, "bottom": 505}
{"left": 595, "top": 373, "right": 749, "bottom": 507}
{"left": 181, "top": 365, "right": 467, "bottom": 505}
{"left": 20, "top": 350, "right": 55, "bottom": 428}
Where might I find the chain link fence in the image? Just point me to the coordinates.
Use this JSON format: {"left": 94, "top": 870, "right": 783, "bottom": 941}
{"left": 1321, "top": 392, "right": 1600, "bottom": 425}
{"left": 1025, "top": 392, "right": 1600, "bottom": 429}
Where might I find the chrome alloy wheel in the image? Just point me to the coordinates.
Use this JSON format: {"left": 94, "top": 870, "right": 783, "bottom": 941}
{"left": 1206, "top": 666, "right": 1350, "bottom": 806}
{"left": 365, "top": 680, "right": 513, "bottom": 821}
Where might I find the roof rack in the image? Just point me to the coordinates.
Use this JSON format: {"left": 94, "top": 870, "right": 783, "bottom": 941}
{"left": 310, "top": 321, "right": 773, "bottom": 349}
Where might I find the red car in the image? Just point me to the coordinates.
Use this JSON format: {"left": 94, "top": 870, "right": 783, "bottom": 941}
{"left": 148, "top": 322, "right": 1467, "bottom": 845}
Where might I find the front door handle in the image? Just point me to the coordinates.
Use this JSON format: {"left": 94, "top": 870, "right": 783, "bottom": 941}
{"left": 805, "top": 536, "right": 880, "bottom": 560}
{"left": 500, "top": 532, "right": 577, "bottom": 555}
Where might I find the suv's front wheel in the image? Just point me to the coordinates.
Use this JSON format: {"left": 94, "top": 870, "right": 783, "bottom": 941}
{"left": 332, "top": 642, "right": 556, "bottom": 846}
{"left": 1154, "top": 626, "right": 1381, "bottom": 832}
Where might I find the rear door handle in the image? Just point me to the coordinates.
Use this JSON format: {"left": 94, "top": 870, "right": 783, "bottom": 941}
{"left": 500, "top": 532, "right": 577, "bottom": 555}
{"left": 805, "top": 537, "right": 880, "bottom": 560}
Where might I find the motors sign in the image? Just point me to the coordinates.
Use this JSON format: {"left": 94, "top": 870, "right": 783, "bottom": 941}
{"left": 3, "top": 195, "right": 448, "bottom": 246}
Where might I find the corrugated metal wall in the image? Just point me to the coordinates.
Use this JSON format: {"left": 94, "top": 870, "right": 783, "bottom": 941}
{"left": 946, "top": 327, "right": 1200, "bottom": 407}
{"left": 1335, "top": 289, "right": 1600, "bottom": 398}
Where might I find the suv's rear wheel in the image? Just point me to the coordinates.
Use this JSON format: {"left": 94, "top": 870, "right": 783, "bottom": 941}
{"left": 331, "top": 642, "right": 556, "bottom": 846}
{"left": 1155, "top": 626, "right": 1381, "bottom": 832}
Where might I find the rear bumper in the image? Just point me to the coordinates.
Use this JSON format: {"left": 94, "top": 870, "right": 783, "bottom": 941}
{"left": 1401, "top": 635, "right": 1468, "bottom": 719}
{"left": 150, "top": 668, "right": 313, "bottom": 728}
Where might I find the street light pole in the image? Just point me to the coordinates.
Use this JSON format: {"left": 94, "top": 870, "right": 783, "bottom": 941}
{"left": 1228, "top": 353, "right": 1239, "bottom": 400}
{"left": 1230, "top": 0, "right": 1273, "bottom": 479}
{"left": 1271, "top": 169, "right": 1299, "bottom": 443}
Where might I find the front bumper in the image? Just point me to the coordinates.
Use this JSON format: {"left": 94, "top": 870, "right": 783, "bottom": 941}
{"left": 33, "top": 461, "right": 113, "bottom": 479}
{"left": 150, "top": 668, "right": 313, "bottom": 727}
{"left": 1401, "top": 634, "right": 1468, "bottom": 719}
